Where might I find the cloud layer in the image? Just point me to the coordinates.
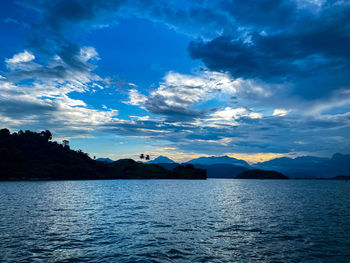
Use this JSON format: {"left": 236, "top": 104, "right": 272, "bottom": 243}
{"left": 0, "top": 0, "right": 349, "bottom": 160}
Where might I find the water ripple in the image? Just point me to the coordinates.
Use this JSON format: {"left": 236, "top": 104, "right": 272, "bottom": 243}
{"left": 0, "top": 179, "right": 349, "bottom": 262}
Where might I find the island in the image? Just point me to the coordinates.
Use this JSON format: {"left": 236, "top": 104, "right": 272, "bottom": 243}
{"left": 236, "top": 169, "right": 289, "bottom": 179}
{"left": 331, "top": 175, "right": 350, "bottom": 180}
{"left": 0, "top": 129, "right": 206, "bottom": 180}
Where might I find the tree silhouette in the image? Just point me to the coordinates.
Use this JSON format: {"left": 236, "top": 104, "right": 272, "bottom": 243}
{"left": 0, "top": 128, "right": 10, "bottom": 137}
{"left": 63, "top": 140, "right": 69, "bottom": 148}
{"left": 0, "top": 129, "right": 207, "bottom": 180}
{"left": 40, "top": 130, "right": 52, "bottom": 141}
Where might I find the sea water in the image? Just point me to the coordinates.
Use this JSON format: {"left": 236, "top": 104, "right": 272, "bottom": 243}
{"left": 0, "top": 179, "right": 349, "bottom": 262}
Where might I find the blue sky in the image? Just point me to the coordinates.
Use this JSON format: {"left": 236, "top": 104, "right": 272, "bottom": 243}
{"left": 0, "top": 0, "right": 350, "bottom": 163}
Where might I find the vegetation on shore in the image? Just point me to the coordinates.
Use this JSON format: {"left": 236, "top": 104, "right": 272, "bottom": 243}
{"left": 0, "top": 129, "right": 206, "bottom": 180}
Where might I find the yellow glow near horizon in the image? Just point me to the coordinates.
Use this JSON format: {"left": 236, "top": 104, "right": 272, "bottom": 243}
{"left": 104, "top": 150, "right": 288, "bottom": 164}
{"left": 164, "top": 152, "right": 287, "bottom": 164}
{"left": 225, "top": 153, "right": 287, "bottom": 164}
{"left": 162, "top": 152, "right": 287, "bottom": 164}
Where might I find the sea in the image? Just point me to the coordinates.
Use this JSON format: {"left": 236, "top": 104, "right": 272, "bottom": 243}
{"left": 0, "top": 179, "right": 349, "bottom": 262}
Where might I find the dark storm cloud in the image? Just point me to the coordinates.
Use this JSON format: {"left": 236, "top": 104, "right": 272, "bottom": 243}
{"left": 26, "top": 0, "right": 126, "bottom": 31}
{"left": 20, "top": 0, "right": 350, "bottom": 95}
{"left": 7, "top": 65, "right": 67, "bottom": 82}
{"left": 165, "top": 113, "right": 350, "bottom": 155}
{"left": 221, "top": 0, "right": 298, "bottom": 30}
{"left": 14, "top": 0, "right": 125, "bottom": 81}
{"left": 188, "top": 1, "right": 350, "bottom": 99}
{"left": 144, "top": 94, "right": 203, "bottom": 122}
{"left": 0, "top": 98, "right": 56, "bottom": 118}
{"left": 5, "top": 44, "right": 98, "bottom": 85}
{"left": 57, "top": 42, "right": 91, "bottom": 71}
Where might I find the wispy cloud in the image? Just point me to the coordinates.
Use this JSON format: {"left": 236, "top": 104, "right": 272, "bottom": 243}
{"left": 6, "top": 50, "right": 35, "bottom": 66}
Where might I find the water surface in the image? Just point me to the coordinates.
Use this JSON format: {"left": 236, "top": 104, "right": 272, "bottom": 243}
{"left": 0, "top": 179, "right": 349, "bottom": 262}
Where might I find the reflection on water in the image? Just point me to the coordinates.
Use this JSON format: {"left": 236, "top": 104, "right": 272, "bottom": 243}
{"left": 1, "top": 179, "right": 350, "bottom": 262}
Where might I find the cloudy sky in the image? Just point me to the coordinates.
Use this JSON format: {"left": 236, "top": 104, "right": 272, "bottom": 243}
{"left": 0, "top": 0, "right": 349, "bottom": 162}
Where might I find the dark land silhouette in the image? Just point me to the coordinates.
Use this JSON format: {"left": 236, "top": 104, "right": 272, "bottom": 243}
{"left": 157, "top": 163, "right": 248, "bottom": 179}
{"left": 331, "top": 175, "right": 350, "bottom": 180}
{"left": 149, "top": 153, "right": 350, "bottom": 179}
{"left": 254, "top": 154, "right": 350, "bottom": 178}
{"left": 147, "top": 155, "right": 175, "bottom": 164}
{"left": 96, "top": 157, "right": 114, "bottom": 163}
{"left": 3, "top": 128, "right": 348, "bottom": 181}
{"left": 187, "top": 155, "right": 250, "bottom": 167}
{"left": 236, "top": 169, "right": 289, "bottom": 179}
{"left": 0, "top": 129, "right": 206, "bottom": 180}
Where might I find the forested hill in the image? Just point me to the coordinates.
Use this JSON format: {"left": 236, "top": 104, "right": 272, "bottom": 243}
{"left": 0, "top": 129, "right": 206, "bottom": 180}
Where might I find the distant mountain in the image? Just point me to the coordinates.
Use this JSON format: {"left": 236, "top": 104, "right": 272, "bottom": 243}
{"left": 155, "top": 155, "right": 250, "bottom": 178}
{"left": 147, "top": 155, "right": 175, "bottom": 164}
{"left": 331, "top": 153, "right": 350, "bottom": 166}
{"left": 157, "top": 163, "right": 248, "bottom": 178}
{"left": 256, "top": 156, "right": 328, "bottom": 166}
{"left": 96, "top": 157, "right": 114, "bottom": 163}
{"left": 187, "top": 155, "right": 250, "bottom": 167}
{"left": 254, "top": 153, "right": 350, "bottom": 178}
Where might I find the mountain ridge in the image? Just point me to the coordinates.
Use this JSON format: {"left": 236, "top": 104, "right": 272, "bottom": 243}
{"left": 96, "top": 157, "right": 114, "bottom": 163}
{"left": 150, "top": 153, "right": 350, "bottom": 178}
{"left": 254, "top": 153, "right": 350, "bottom": 178}
{"left": 186, "top": 155, "right": 250, "bottom": 167}
{"left": 147, "top": 155, "right": 175, "bottom": 164}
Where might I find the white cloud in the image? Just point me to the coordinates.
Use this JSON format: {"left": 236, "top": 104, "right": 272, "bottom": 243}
{"left": 249, "top": 112, "right": 263, "bottom": 119}
{"left": 137, "top": 116, "right": 150, "bottom": 121}
{"left": 160, "top": 71, "right": 239, "bottom": 104}
{"left": 147, "top": 70, "right": 272, "bottom": 110}
{"left": 147, "top": 71, "right": 211, "bottom": 108}
{"left": 125, "top": 89, "right": 147, "bottom": 105}
{"left": 209, "top": 107, "right": 247, "bottom": 121}
{"left": 143, "top": 70, "right": 270, "bottom": 123}
{"left": 199, "top": 107, "right": 263, "bottom": 127}
{"left": 210, "top": 107, "right": 262, "bottom": 121}
{"left": 6, "top": 50, "right": 35, "bottom": 64}
{"left": 3, "top": 44, "right": 347, "bottom": 157}
{"left": 53, "top": 101, "right": 118, "bottom": 127}
{"left": 80, "top": 46, "right": 99, "bottom": 61}
{"left": 0, "top": 46, "right": 124, "bottom": 137}
{"left": 273, "top": 108, "right": 290, "bottom": 116}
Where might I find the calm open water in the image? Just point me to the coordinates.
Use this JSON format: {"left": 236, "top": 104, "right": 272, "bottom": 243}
{"left": 0, "top": 179, "right": 349, "bottom": 262}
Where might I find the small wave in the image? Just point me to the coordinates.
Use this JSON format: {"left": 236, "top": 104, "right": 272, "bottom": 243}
{"left": 217, "top": 225, "right": 263, "bottom": 233}
{"left": 167, "top": 248, "right": 191, "bottom": 255}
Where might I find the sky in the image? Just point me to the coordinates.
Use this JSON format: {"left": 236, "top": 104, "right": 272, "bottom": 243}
{"left": 0, "top": 0, "right": 349, "bottom": 163}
